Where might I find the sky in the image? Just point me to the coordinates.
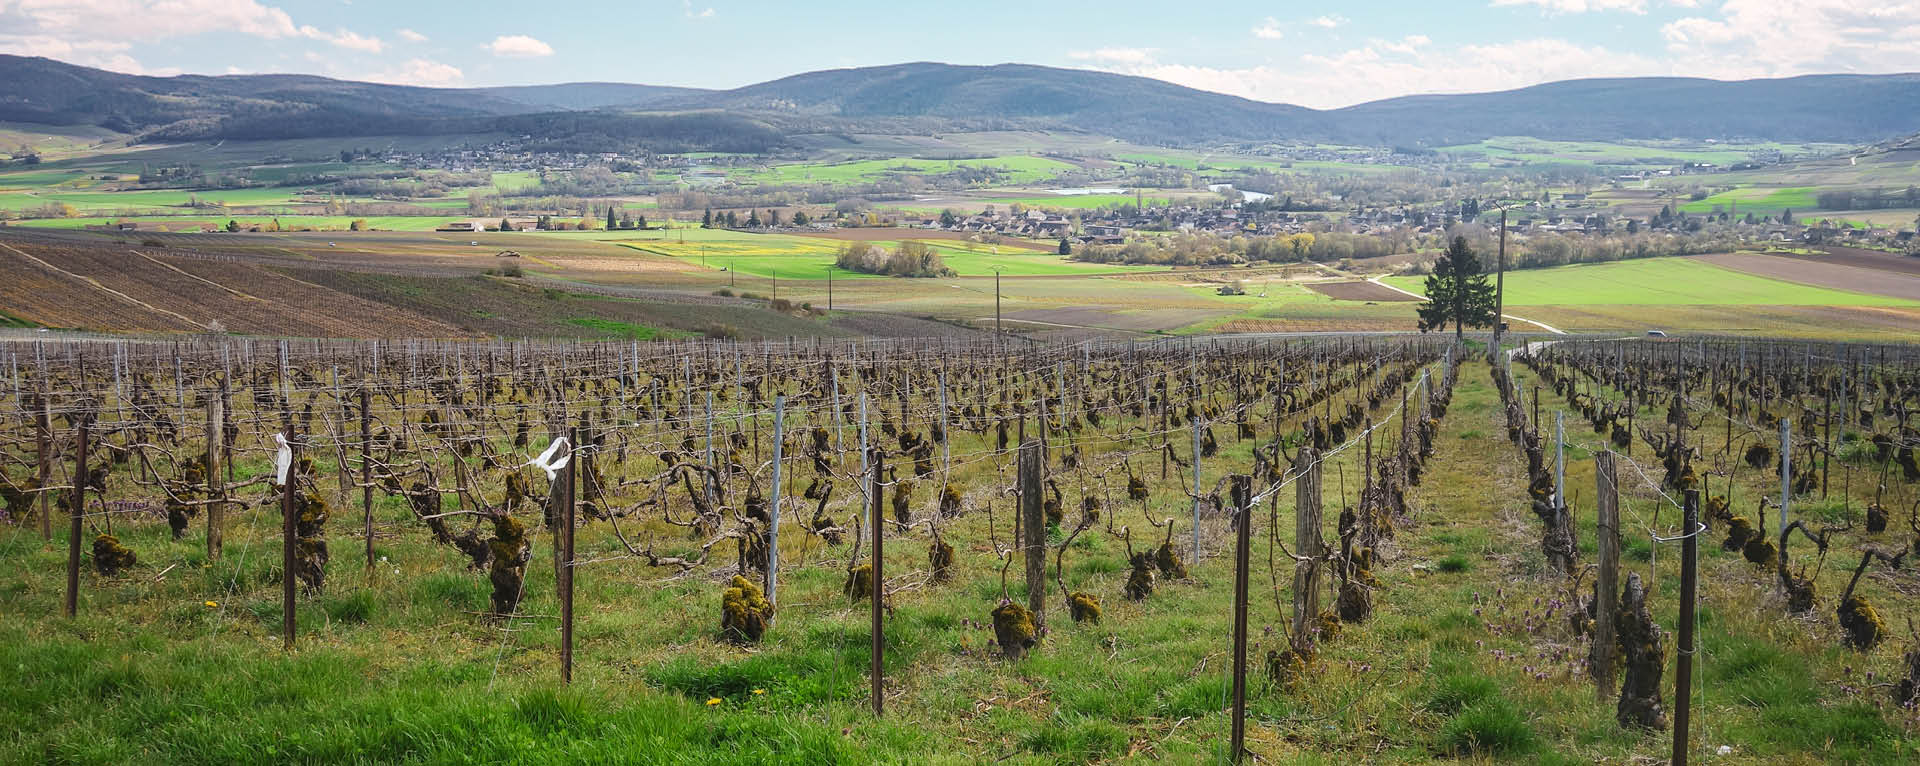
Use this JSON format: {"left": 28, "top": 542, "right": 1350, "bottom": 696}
{"left": 3, "top": 0, "right": 1919, "bottom": 109}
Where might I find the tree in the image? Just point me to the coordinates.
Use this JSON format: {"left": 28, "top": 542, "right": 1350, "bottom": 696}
{"left": 791, "top": 211, "right": 809, "bottom": 227}
{"left": 724, "top": 211, "right": 738, "bottom": 228}
{"left": 1416, "top": 236, "right": 1498, "bottom": 340}
{"left": 499, "top": 218, "right": 512, "bottom": 232}
{"left": 767, "top": 209, "right": 782, "bottom": 227}
{"left": 607, "top": 206, "right": 618, "bottom": 231}
{"left": 225, "top": 219, "right": 240, "bottom": 233}
{"left": 940, "top": 209, "right": 957, "bottom": 228}
{"left": 1057, "top": 237, "right": 1072, "bottom": 255}
{"left": 746, "top": 210, "right": 760, "bottom": 228}
{"left": 636, "top": 214, "right": 647, "bottom": 229}
{"left": 349, "top": 219, "right": 368, "bottom": 231}
{"left": 701, "top": 208, "right": 713, "bottom": 228}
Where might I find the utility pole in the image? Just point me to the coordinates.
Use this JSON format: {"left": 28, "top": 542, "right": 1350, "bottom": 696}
{"left": 1493, "top": 207, "right": 1507, "bottom": 354}
{"left": 994, "top": 270, "right": 1002, "bottom": 339}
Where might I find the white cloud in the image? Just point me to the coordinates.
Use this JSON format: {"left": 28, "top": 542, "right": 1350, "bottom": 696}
{"left": 487, "top": 34, "right": 554, "bottom": 58}
{"left": 397, "top": 28, "right": 427, "bottom": 43}
{"left": 682, "top": 0, "right": 714, "bottom": 18}
{"left": 1490, "top": 0, "right": 1649, "bottom": 12}
{"left": 300, "top": 26, "right": 383, "bottom": 53}
{"left": 0, "top": 1, "right": 384, "bottom": 73}
{"left": 1067, "top": 47, "right": 1156, "bottom": 65}
{"left": 1660, "top": 0, "right": 1920, "bottom": 78}
{"left": 1076, "top": 37, "right": 1663, "bottom": 108}
{"left": 1252, "top": 17, "right": 1283, "bottom": 40}
{"left": 365, "top": 58, "right": 464, "bottom": 87}
{"left": 1309, "top": 14, "right": 1349, "bottom": 28}
{"left": 0, "top": 1, "right": 300, "bottom": 42}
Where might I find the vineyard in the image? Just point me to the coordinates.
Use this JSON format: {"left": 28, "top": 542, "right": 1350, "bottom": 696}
{"left": 2, "top": 335, "right": 1919, "bottom": 763}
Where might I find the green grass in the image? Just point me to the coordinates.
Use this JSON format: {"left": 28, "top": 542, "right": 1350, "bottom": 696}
{"left": 1385, "top": 257, "right": 1917, "bottom": 307}
{"left": 613, "top": 234, "right": 1160, "bottom": 279}
{"left": 5, "top": 215, "right": 457, "bottom": 231}
{"left": 730, "top": 156, "right": 1079, "bottom": 187}
{"left": 1, "top": 357, "right": 1916, "bottom": 763}
{"left": 1678, "top": 186, "right": 1819, "bottom": 215}
{"left": 563, "top": 318, "right": 681, "bottom": 340}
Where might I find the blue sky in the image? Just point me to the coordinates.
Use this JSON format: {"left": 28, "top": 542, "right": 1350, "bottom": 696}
{"left": 2, "top": 1, "right": 1916, "bottom": 108}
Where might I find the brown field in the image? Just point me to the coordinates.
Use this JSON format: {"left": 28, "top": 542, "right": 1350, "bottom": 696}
{"left": 1307, "top": 280, "right": 1420, "bottom": 302}
{"left": 789, "top": 227, "right": 1055, "bottom": 251}
{"left": 1692, "top": 252, "right": 1920, "bottom": 301}
{"left": 1810, "top": 245, "right": 1920, "bottom": 276}
{"left": 1214, "top": 317, "right": 1416, "bottom": 333}
{"left": 0, "top": 238, "right": 463, "bottom": 336}
{"left": 1520, "top": 303, "right": 1920, "bottom": 340}
{"left": 0, "top": 230, "right": 869, "bottom": 339}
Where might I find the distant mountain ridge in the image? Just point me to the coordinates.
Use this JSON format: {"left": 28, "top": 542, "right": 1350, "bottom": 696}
{"left": 4, "top": 55, "right": 1918, "bottom": 149}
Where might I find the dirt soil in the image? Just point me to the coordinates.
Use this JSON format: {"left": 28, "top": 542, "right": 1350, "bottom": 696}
{"left": 1693, "top": 252, "right": 1920, "bottom": 301}
{"left": 789, "top": 228, "right": 1054, "bottom": 251}
{"left": 1307, "top": 281, "right": 1421, "bottom": 302}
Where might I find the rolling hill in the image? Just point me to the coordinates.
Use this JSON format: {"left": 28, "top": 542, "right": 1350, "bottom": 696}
{"left": 4, "top": 55, "right": 1919, "bottom": 149}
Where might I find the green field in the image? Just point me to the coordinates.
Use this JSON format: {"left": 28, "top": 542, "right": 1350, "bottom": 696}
{"left": 730, "top": 156, "right": 1079, "bottom": 187}
{"left": 1677, "top": 186, "right": 1819, "bottom": 215}
{"left": 1385, "top": 257, "right": 1915, "bottom": 306}
{"left": 5, "top": 215, "right": 457, "bottom": 231}
{"left": 614, "top": 235, "right": 1161, "bottom": 279}
{"left": 1437, "top": 137, "right": 1848, "bottom": 168}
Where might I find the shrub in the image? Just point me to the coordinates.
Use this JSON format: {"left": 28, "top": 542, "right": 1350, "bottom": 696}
{"left": 712, "top": 288, "right": 734, "bottom": 297}
{"left": 1437, "top": 554, "right": 1471, "bottom": 573}
{"left": 834, "top": 241, "right": 954, "bottom": 278}
{"left": 1439, "top": 698, "right": 1535, "bottom": 756}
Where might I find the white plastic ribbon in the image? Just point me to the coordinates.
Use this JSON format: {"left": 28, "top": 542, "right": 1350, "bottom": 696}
{"left": 527, "top": 436, "right": 571, "bottom": 480}
{"left": 273, "top": 433, "right": 292, "bottom": 485}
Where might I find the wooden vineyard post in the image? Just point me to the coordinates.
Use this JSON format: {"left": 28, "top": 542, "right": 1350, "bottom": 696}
{"left": 1673, "top": 489, "right": 1700, "bottom": 766}
{"left": 1593, "top": 451, "right": 1620, "bottom": 698}
{"left": 37, "top": 390, "right": 51, "bottom": 541}
{"left": 1228, "top": 474, "right": 1253, "bottom": 766}
{"left": 560, "top": 426, "right": 578, "bottom": 685}
{"left": 1777, "top": 418, "right": 1791, "bottom": 535}
{"left": 1019, "top": 439, "right": 1046, "bottom": 628}
{"left": 767, "top": 394, "right": 784, "bottom": 607}
{"left": 1291, "top": 448, "right": 1322, "bottom": 654}
{"left": 281, "top": 423, "right": 298, "bottom": 651}
{"left": 359, "top": 387, "right": 372, "bottom": 568}
{"left": 869, "top": 448, "right": 886, "bottom": 717}
{"left": 64, "top": 414, "right": 90, "bottom": 618}
{"left": 1191, "top": 417, "right": 1202, "bottom": 562}
{"left": 1160, "top": 373, "right": 1170, "bottom": 480}
{"left": 206, "top": 392, "right": 224, "bottom": 559}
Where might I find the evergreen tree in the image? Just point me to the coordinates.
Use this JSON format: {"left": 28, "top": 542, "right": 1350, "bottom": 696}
{"left": 1416, "top": 236, "right": 1498, "bottom": 340}
{"left": 747, "top": 210, "right": 761, "bottom": 228}
{"left": 607, "top": 206, "right": 618, "bottom": 231}
{"left": 724, "top": 211, "right": 738, "bottom": 227}
{"left": 636, "top": 214, "right": 648, "bottom": 229}
{"left": 499, "top": 218, "right": 512, "bottom": 232}
{"left": 768, "top": 209, "right": 781, "bottom": 227}
{"left": 1057, "top": 237, "right": 1072, "bottom": 255}
{"left": 225, "top": 219, "right": 239, "bottom": 233}
{"left": 939, "top": 209, "right": 957, "bottom": 227}
{"left": 702, "top": 208, "right": 713, "bottom": 228}
{"left": 791, "top": 211, "right": 809, "bottom": 226}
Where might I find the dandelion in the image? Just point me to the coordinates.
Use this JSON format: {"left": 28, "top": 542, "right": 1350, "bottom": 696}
{"left": 752, "top": 689, "right": 766, "bottom": 695}
{"left": 706, "top": 697, "right": 721, "bottom": 706}
{"left": 204, "top": 600, "right": 218, "bottom": 608}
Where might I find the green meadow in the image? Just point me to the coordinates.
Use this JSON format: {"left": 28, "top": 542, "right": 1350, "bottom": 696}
{"left": 1677, "top": 186, "right": 1819, "bottom": 215}
{"left": 1385, "top": 256, "right": 1915, "bottom": 306}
